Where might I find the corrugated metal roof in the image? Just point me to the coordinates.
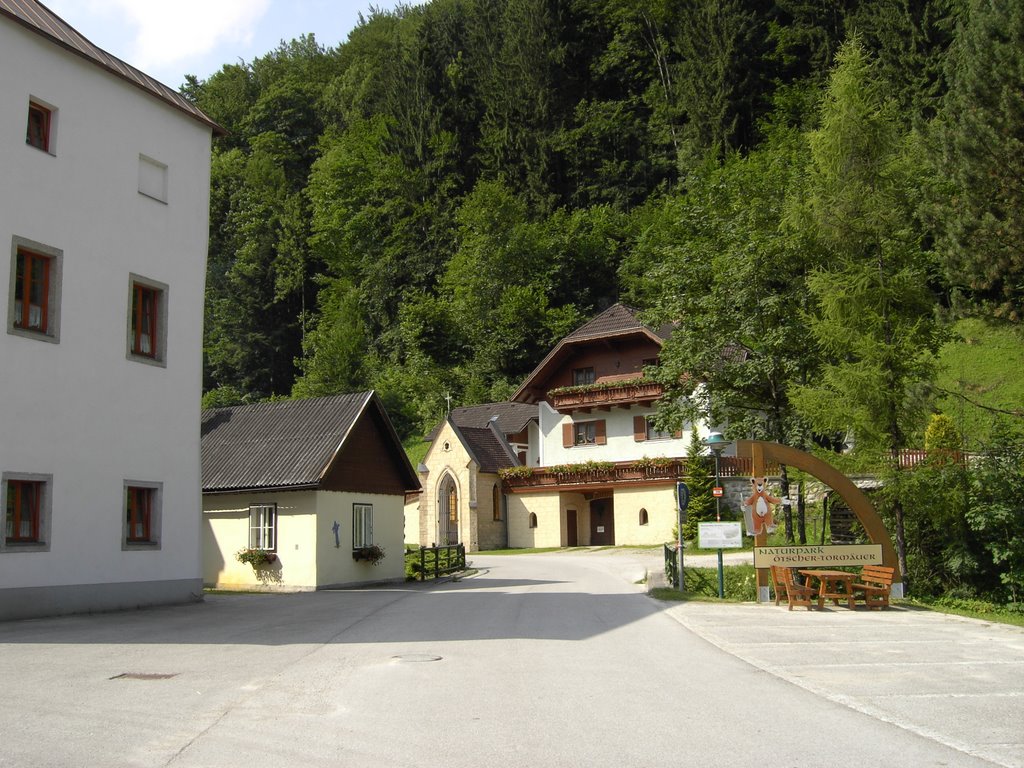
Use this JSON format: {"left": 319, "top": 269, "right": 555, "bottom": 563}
{"left": 201, "top": 392, "right": 372, "bottom": 493}
{"left": 1, "top": 0, "right": 223, "bottom": 134}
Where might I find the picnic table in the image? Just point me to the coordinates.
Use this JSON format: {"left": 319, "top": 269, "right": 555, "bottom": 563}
{"left": 799, "top": 568, "right": 857, "bottom": 609}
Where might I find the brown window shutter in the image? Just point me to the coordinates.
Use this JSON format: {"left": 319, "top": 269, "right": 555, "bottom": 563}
{"left": 563, "top": 423, "right": 574, "bottom": 448}
{"left": 596, "top": 420, "right": 607, "bottom": 445}
{"left": 633, "top": 416, "right": 647, "bottom": 442}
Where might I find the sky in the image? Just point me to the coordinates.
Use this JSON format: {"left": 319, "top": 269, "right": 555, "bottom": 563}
{"left": 42, "top": 0, "right": 412, "bottom": 89}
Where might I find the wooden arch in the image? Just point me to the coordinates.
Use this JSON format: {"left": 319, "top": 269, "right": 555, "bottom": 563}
{"left": 735, "top": 440, "right": 901, "bottom": 583}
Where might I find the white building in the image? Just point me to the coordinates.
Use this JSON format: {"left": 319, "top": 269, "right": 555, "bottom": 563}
{"left": 0, "top": 0, "right": 219, "bottom": 619}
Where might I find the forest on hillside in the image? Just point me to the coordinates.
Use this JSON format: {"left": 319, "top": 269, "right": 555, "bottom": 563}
{"left": 186, "top": 0, "right": 1024, "bottom": 603}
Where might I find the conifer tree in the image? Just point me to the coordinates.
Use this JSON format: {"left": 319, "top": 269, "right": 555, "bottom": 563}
{"left": 682, "top": 429, "right": 716, "bottom": 542}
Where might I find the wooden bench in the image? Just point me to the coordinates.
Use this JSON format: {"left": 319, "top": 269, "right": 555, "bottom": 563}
{"left": 770, "top": 566, "right": 818, "bottom": 611}
{"left": 851, "top": 565, "right": 896, "bottom": 609}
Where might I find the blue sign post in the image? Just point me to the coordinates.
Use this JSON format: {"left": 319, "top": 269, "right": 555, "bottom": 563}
{"left": 676, "top": 481, "right": 689, "bottom": 591}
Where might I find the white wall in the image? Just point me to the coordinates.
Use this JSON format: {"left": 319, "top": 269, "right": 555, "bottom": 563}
{"left": 0, "top": 21, "right": 211, "bottom": 617}
{"left": 538, "top": 401, "right": 694, "bottom": 466}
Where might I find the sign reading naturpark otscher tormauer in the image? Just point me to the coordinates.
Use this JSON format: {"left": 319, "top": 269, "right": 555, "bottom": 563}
{"left": 753, "top": 544, "right": 883, "bottom": 568}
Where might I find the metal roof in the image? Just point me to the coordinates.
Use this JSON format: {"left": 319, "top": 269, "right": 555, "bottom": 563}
{"left": 202, "top": 392, "right": 379, "bottom": 493}
{"left": 1, "top": 0, "right": 224, "bottom": 134}
{"left": 425, "top": 401, "right": 537, "bottom": 442}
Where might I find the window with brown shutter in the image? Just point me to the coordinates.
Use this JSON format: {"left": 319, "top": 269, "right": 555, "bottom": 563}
{"left": 595, "top": 419, "right": 607, "bottom": 445}
{"left": 633, "top": 416, "right": 647, "bottom": 442}
{"left": 563, "top": 423, "right": 574, "bottom": 448}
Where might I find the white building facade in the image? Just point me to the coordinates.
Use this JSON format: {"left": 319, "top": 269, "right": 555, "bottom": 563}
{"left": 0, "top": 1, "right": 217, "bottom": 619}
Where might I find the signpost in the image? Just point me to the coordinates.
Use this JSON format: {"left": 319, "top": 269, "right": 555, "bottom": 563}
{"left": 675, "top": 481, "right": 689, "bottom": 591}
{"left": 753, "top": 544, "right": 882, "bottom": 569}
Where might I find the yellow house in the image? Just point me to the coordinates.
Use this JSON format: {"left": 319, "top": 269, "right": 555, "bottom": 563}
{"left": 202, "top": 392, "right": 420, "bottom": 591}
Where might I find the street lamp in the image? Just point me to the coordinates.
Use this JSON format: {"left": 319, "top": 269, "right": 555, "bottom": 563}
{"left": 702, "top": 431, "right": 732, "bottom": 598}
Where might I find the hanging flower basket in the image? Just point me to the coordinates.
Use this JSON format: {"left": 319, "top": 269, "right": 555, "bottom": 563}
{"left": 352, "top": 545, "right": 385, "bottom": 565}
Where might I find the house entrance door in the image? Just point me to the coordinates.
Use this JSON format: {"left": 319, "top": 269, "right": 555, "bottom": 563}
{"left": 589, "top": 498, "right": 614, "bottom": 545}
{"left": 566, "top": 509, "right": 578, "bottom": 547}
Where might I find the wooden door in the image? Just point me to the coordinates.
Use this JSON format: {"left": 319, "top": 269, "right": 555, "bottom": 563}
{"left": 589, "top": 498, "right": 615, "bottom": 545}
{"left": 566, "top": 509, "right": 578, "bottom": 547}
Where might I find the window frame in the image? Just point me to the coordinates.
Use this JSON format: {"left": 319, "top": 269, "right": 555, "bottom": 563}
{"left": 248, "top": 503, "right": 277, "bottom": 551}
{"left": 122, "top": 481, "right": 162, "bottom": 550}
{"left": 353, "top": 502, "right": 373, "bottom": 549}
{"left": 1, "top": 473, "right": 52, "bottom": 553}
{"left": 646, "top": 418, "right": 673, "bottom": 441}
{"left": 574, "top": 421, "right": 597, "bottom": 446}
{"left": 572, "top": 366, "right": 596, "bottom": 386}
{"left": 26, "top": 100, "right": 54, "bottom": 153}
{"left": 8, "top": 237, "right": 62, "bottom": 344}
{"left": 126, "top": 274, "right": 168, "bottom": 366}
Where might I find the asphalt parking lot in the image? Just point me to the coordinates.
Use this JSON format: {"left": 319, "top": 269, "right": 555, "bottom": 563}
{"left": 1, "top": 550, "right": 1022, "bottom": 767}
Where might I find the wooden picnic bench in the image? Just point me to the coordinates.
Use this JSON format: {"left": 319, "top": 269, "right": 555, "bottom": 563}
{"left": 770, "top": 566, "right": 818, "bottom": 611}
{"left": 851, "top": 564, "right": 896, "bottom": 609}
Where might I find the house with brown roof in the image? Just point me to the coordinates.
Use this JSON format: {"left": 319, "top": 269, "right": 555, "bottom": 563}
{"left": 202, "top": 392, "right": 419, "bottom": 590}
{"left": 411, "top": 403, "right": 536, "bottom": 551}
{"left": 411, "top": 303, "right": 726, "bottom": 552}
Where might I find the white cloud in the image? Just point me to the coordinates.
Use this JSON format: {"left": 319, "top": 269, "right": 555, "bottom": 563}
{"left": 85, "top": 0, "right": 271, "bottom": 72}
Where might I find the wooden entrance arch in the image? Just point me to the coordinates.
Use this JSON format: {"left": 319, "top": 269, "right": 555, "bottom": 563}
{"left": 735, "top": 441, "right": 901, "bottom": 599}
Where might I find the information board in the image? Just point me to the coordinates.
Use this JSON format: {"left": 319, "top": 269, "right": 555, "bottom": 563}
{"left": 698, "top": 522, "right": 744, "bottom": 549}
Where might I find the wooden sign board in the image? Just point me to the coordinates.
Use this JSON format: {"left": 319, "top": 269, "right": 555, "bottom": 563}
{"left": 754, "top": 544, "right": 883, "bottom": 569}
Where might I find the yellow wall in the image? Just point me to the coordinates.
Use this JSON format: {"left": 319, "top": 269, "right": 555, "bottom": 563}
{"left": 203, "top": 491, "right": 318, "bottom": 591}
{"left": 203, "top": 489, "right": 406, "bottom": 590}
{"left": 508, "top": 492, "right": 562, "bottom": 548}
{"left": 315, "top": 491, "right": 406, "bottom": 585}
{"left": 612, "top": 486, "right": 677, "bottom": 545}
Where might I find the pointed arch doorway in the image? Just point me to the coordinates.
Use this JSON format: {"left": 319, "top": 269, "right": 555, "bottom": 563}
{"left": 438, "top": 474, "right": 460, "bottom": 545}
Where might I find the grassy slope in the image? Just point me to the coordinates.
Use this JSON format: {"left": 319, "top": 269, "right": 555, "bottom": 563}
{"left": 935, "top": 317, "right": 1024, "bottom": 448}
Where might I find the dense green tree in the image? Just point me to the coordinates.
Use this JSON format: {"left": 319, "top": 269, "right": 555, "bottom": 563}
{"left": 931, "top": 0, "right": 1024, "bottom": 321}
{"left": 789, "top": 40, "right": 947, "bottom": 584}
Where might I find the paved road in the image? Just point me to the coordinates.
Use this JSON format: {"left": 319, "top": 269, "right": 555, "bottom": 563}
{"left": 0, "top": 551, "right": 1019, "bottom": 767}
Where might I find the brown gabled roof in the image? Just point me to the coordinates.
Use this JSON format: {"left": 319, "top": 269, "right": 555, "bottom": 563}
{"left": 0, "top": 0, "right": 224, "bottom": 135}
{"left": 563, "top": 303, "right": 674, "bottom": 343}
{"left": 201, "top": 392, "right": 418, "bottom": 493}
{"left": 512, "top": 303, "right": 673, "bottom": 403}
{"left": 425, "top": 402, "right": 537, "bottom": 442}
{"left": 455, "top": 424, "right": 519, "bottom": 473}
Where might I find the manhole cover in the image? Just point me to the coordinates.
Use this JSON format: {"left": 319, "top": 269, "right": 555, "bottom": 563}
{"left": 391, "top": 654, "right": 442, "bottom": 663}
{"left": 109, "top": 672, "right": 179, "bottom": 680}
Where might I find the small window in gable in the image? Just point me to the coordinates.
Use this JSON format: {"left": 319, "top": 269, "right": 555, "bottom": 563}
{"left": 138, "top": 155, "right": 168, "bottom": 203}
{"left": 27, "top": 100, "right": 55, "bottom": 153}
{"left": 127, "top": 275, "right": 168, "bottom": 365}
{"left": 573, "top": 366, "right": 596, "bottom": 385}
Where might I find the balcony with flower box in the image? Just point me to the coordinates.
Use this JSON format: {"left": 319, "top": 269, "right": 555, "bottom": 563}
{"left": 499, "top": 456, "right": 760, "bottom": 491}
{"left": 548, "top": 377, "right": 665, "bottom": 413}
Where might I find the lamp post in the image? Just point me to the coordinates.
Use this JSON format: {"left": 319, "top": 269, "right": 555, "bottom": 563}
{"left": 703, "top": 431, "right": 732, "bottom": 599}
